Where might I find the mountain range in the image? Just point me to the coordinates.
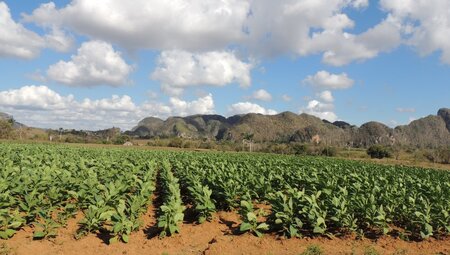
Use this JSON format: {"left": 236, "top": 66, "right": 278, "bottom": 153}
{"left": 2, "top": 108, "right": 449, "bottom": 148}
{"left": 126, "top": 108, "right": 450, "bottom": 148}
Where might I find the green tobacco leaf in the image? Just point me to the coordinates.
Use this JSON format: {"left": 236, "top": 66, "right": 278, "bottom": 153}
{"left": 157, "top": 220, "right": 166, "bottom": 228}
{"left": 289, "top": 226, "right": 298, "bottom": 237}
{"left": 241, "top": 200, "right": 251, "bottom": 208}
{"left": 33, "top": 231, "right": 46, "bottom": 239}
{"left": 8, "top": 221, "right": 23, "bottom": 229}
{"left": 109, "top": 236, "right": 119, "bottom": 244}
{"left": 255, "top": 230, "right": 263, "bottom": 237}
{"left": 122, "top": 234, "right": 129, "bottom": 243}
{"left": 313, "top": 226, "right": 325, "bottom": 234}
{"left": 0, "top": 229, "right": 16, "bottom": 239}
{"left": 169, "top": 224, "right": 178, "bottom": 235}
{"left": 240, "top": 222, "right": 252, "bottom": 232}
{"left": 256, "top": 222, "right": 269, "bottom": 230}
{"left": 246, "top": 212, "right": 257, "bottom": 222}
{"left": 113, "top": 222, "right": 123, "bottom": 233}
{"left": 0, "top": 231, "right": 10, "bottom": 239}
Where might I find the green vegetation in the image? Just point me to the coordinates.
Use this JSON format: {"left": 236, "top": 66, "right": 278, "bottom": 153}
{"left": 238, "top": 199, "right": 269, "bottom": 237}
{"left": 367, "top": 145, "right": 392, "bottom": 159}
{"left": 173, "top": 160, "right": 216, "bottom": 223}
{"left": 0, "top": 120, "right": 13, "bottom": 139}
{"left": 157, "top": 161, "right": 185, "bottom": 237}
{"left": 112, "top": 134, "right": 131, "bottom": 145}
{"left": 0, "top": 144, "right": 156, "bottom": 243}
{"left": 363, "top": 246, "right": 380, "bottom": 255}
{"left": 300, "top": 245, "right": 323, "bottom": 255}
{"left": 423, "top": 147, "right": 450, "bottom": 164}
{"left": 0, "top": 243, "right": 12, "bottom": 255}
{"left": 0, "top": 143, "right": 448, "bottom": 244}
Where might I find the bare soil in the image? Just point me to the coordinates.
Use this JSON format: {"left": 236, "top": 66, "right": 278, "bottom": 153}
{"left": 1, "top": 207, "right": 449, "bottom": 255}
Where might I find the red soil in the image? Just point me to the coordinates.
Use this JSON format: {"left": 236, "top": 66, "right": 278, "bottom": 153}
{"left": 1, "top": 207, "right": 449, "bottom": 255}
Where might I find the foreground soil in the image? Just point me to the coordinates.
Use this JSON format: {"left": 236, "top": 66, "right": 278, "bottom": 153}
{"left": 1, "top": 206, "right": 449, "bottom": 255}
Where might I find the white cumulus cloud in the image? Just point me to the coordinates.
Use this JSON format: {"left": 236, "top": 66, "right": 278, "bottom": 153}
{"left": 228, "top": 102, "right": 277, "bottom": 115}
{"left": 244, "top": 0, "right": 401, "bottom": 65}
{"left": 318, "top": 90, "right": 334, "bottom": 103}
{"left": 351, "top": 0, "right": 369, "bottom": 9}
{"left": 0, "top": 85, "right": 72, "bottom": 110}
{"left": 20, "top": 0, "right": 450, "bottom": 66}
{"left": 0, "top": 2, "right": 44, "bottom": 59}
{"left": 168, "top": 94, "right": 215, "bottom": 116}
{"left": 21, "top": 0, "right": 405, "bottom": 66}
{"left": 318, "top": 17, "right": 402, "bottom": 66}
{"left": 151, "top": 50, "right": 252, "bottom": 95}
{"left": 250, "top": 89, "right": 272, "bottom": 101}
{"left": 302, "top": 99, "right": 338, "bottom": 122}
{"left": 0, "top": 85, "right": 215, "bottom": 130}
{"left": 381, "top": 0, "right": 450, "bottom": 64}
{"left": 47, "top": 40, "right": 132, "bottom": 87}
{"left": 304, "top": 71, "right": 354, "bottom": 90}
{"left": 23, "top": 0, "right": 250, "bottom": 51}
{"left": 44, "top": 26, "right": 74, "bottom": 52}
{"left": 0, "top": 2, "right": 73, "bottom": 59}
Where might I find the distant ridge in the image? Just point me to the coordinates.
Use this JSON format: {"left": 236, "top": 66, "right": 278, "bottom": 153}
{"left": 127, "top": 108, "right": 450, "bottom": 148}
{"left": 2, "top": 108, "right": 449, "bottom": 148}
{"left": 0, "top": 112, "right": 25, "bottom": 128}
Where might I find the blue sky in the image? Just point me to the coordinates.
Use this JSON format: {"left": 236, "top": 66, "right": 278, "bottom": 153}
{"left": 0, "top": 0, "right": 449, "bottom": 130}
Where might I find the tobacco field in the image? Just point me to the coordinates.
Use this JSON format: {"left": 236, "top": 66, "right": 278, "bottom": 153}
{"left": 0, "top": 143, "right": 449, "bottom": 244}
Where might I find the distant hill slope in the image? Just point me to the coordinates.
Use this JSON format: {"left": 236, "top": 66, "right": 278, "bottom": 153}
{"left": 128, "top": 108, "right": 450, "bottom": 148}
{"left": 0, "top": 112, "right": 12, "bottom": 120}
{"left": 438, "top": 108, "right": 450, "bottom": 131}
{"left": 0, "top": 112, "right": 25, "bottom": 128}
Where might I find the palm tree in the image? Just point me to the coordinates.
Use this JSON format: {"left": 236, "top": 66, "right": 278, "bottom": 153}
{"left": 242, "top": 132, "right": 254, "bottom": 152}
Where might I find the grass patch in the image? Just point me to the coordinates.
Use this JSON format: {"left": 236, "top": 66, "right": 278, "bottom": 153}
{"left": 0, "top": 243, "right": 13, "bottom": 255}
{"left": 300, "top": 245, "right": 323, "bottom": 255}
{"left": 363, "top": 246, "right": 380, "bottom": 255}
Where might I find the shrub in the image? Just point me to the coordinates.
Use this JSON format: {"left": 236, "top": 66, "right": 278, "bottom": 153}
{"left": 292, "top": 144, "right": 309, "bottom": 155}
{"left": 367, "top": 145, "right": 392, "bottom": 159}
{"left": 266, "top": 144, "right": 293, "bottom": 154}
{"left": 0, "top": 120, "right": 13, "bottom": 139}
{"left": 436, "top": 148, "right": 450, "bottom": 164}
{"left": 321, "top": 146, "right": 337, "bottom": 157}
{"left": 64, "top": 135, "right": 84, "bottom": 143}
{"left": 168, "top": 137, "right": 183, "bottom": 148}
{"left": 147, "top": 139, "right": 169, "bottom": 147}
{"left": 113, "top": 135, "right": 131, "bottom": 145}
{"left": 182, "top": 140, "right": 194, "bottom": 148}
{"left": 199, "top": 142, "right": 215, "bottom": 150}
{"left": 423, "top": 148, "right": 450, "bottom": 164}
{"left": 300, "top": 245, "right": 323, "bottom": 255}
{"left": 364, "top": 246, "right": 380, "bottom": 255}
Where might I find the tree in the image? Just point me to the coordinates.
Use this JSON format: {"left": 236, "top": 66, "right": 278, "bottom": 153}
{"left": 59, "top": 128, "right": 63, "bottom": 141}
{"left": 242, "top": 132, "right": 254, "bottom": 152}
{"left": 0, "top": 119, "right": 13, "bottom": 139}
{"left": 367, "top": 145, "right": 392, "bottom": 159}
{"left": 8, "top": 117, "right": 14, "bottom": 125}
{"left": 113, "top": 135, "right": 131, "bottom": 145}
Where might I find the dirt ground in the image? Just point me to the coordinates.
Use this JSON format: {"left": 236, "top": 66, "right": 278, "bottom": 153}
{"left": 1, "top": 206, "right": 449, "bottom": 255}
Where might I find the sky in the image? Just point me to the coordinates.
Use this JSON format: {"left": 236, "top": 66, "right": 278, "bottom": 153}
{"left": 0, "top": 0, "right": 449, "bottom": 131}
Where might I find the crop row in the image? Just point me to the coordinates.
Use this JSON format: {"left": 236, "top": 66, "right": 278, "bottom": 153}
{"left": 0, "top": 144, "right": 157, "bottom": 242}
{"left": 168, "top": 152, "right": 450, "bottom": 239}
{"left": 157, "top": 160, "right": 185, "bottom": 237}
{"left": 0, "top": 143, "right": 449, "bottom": 242}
